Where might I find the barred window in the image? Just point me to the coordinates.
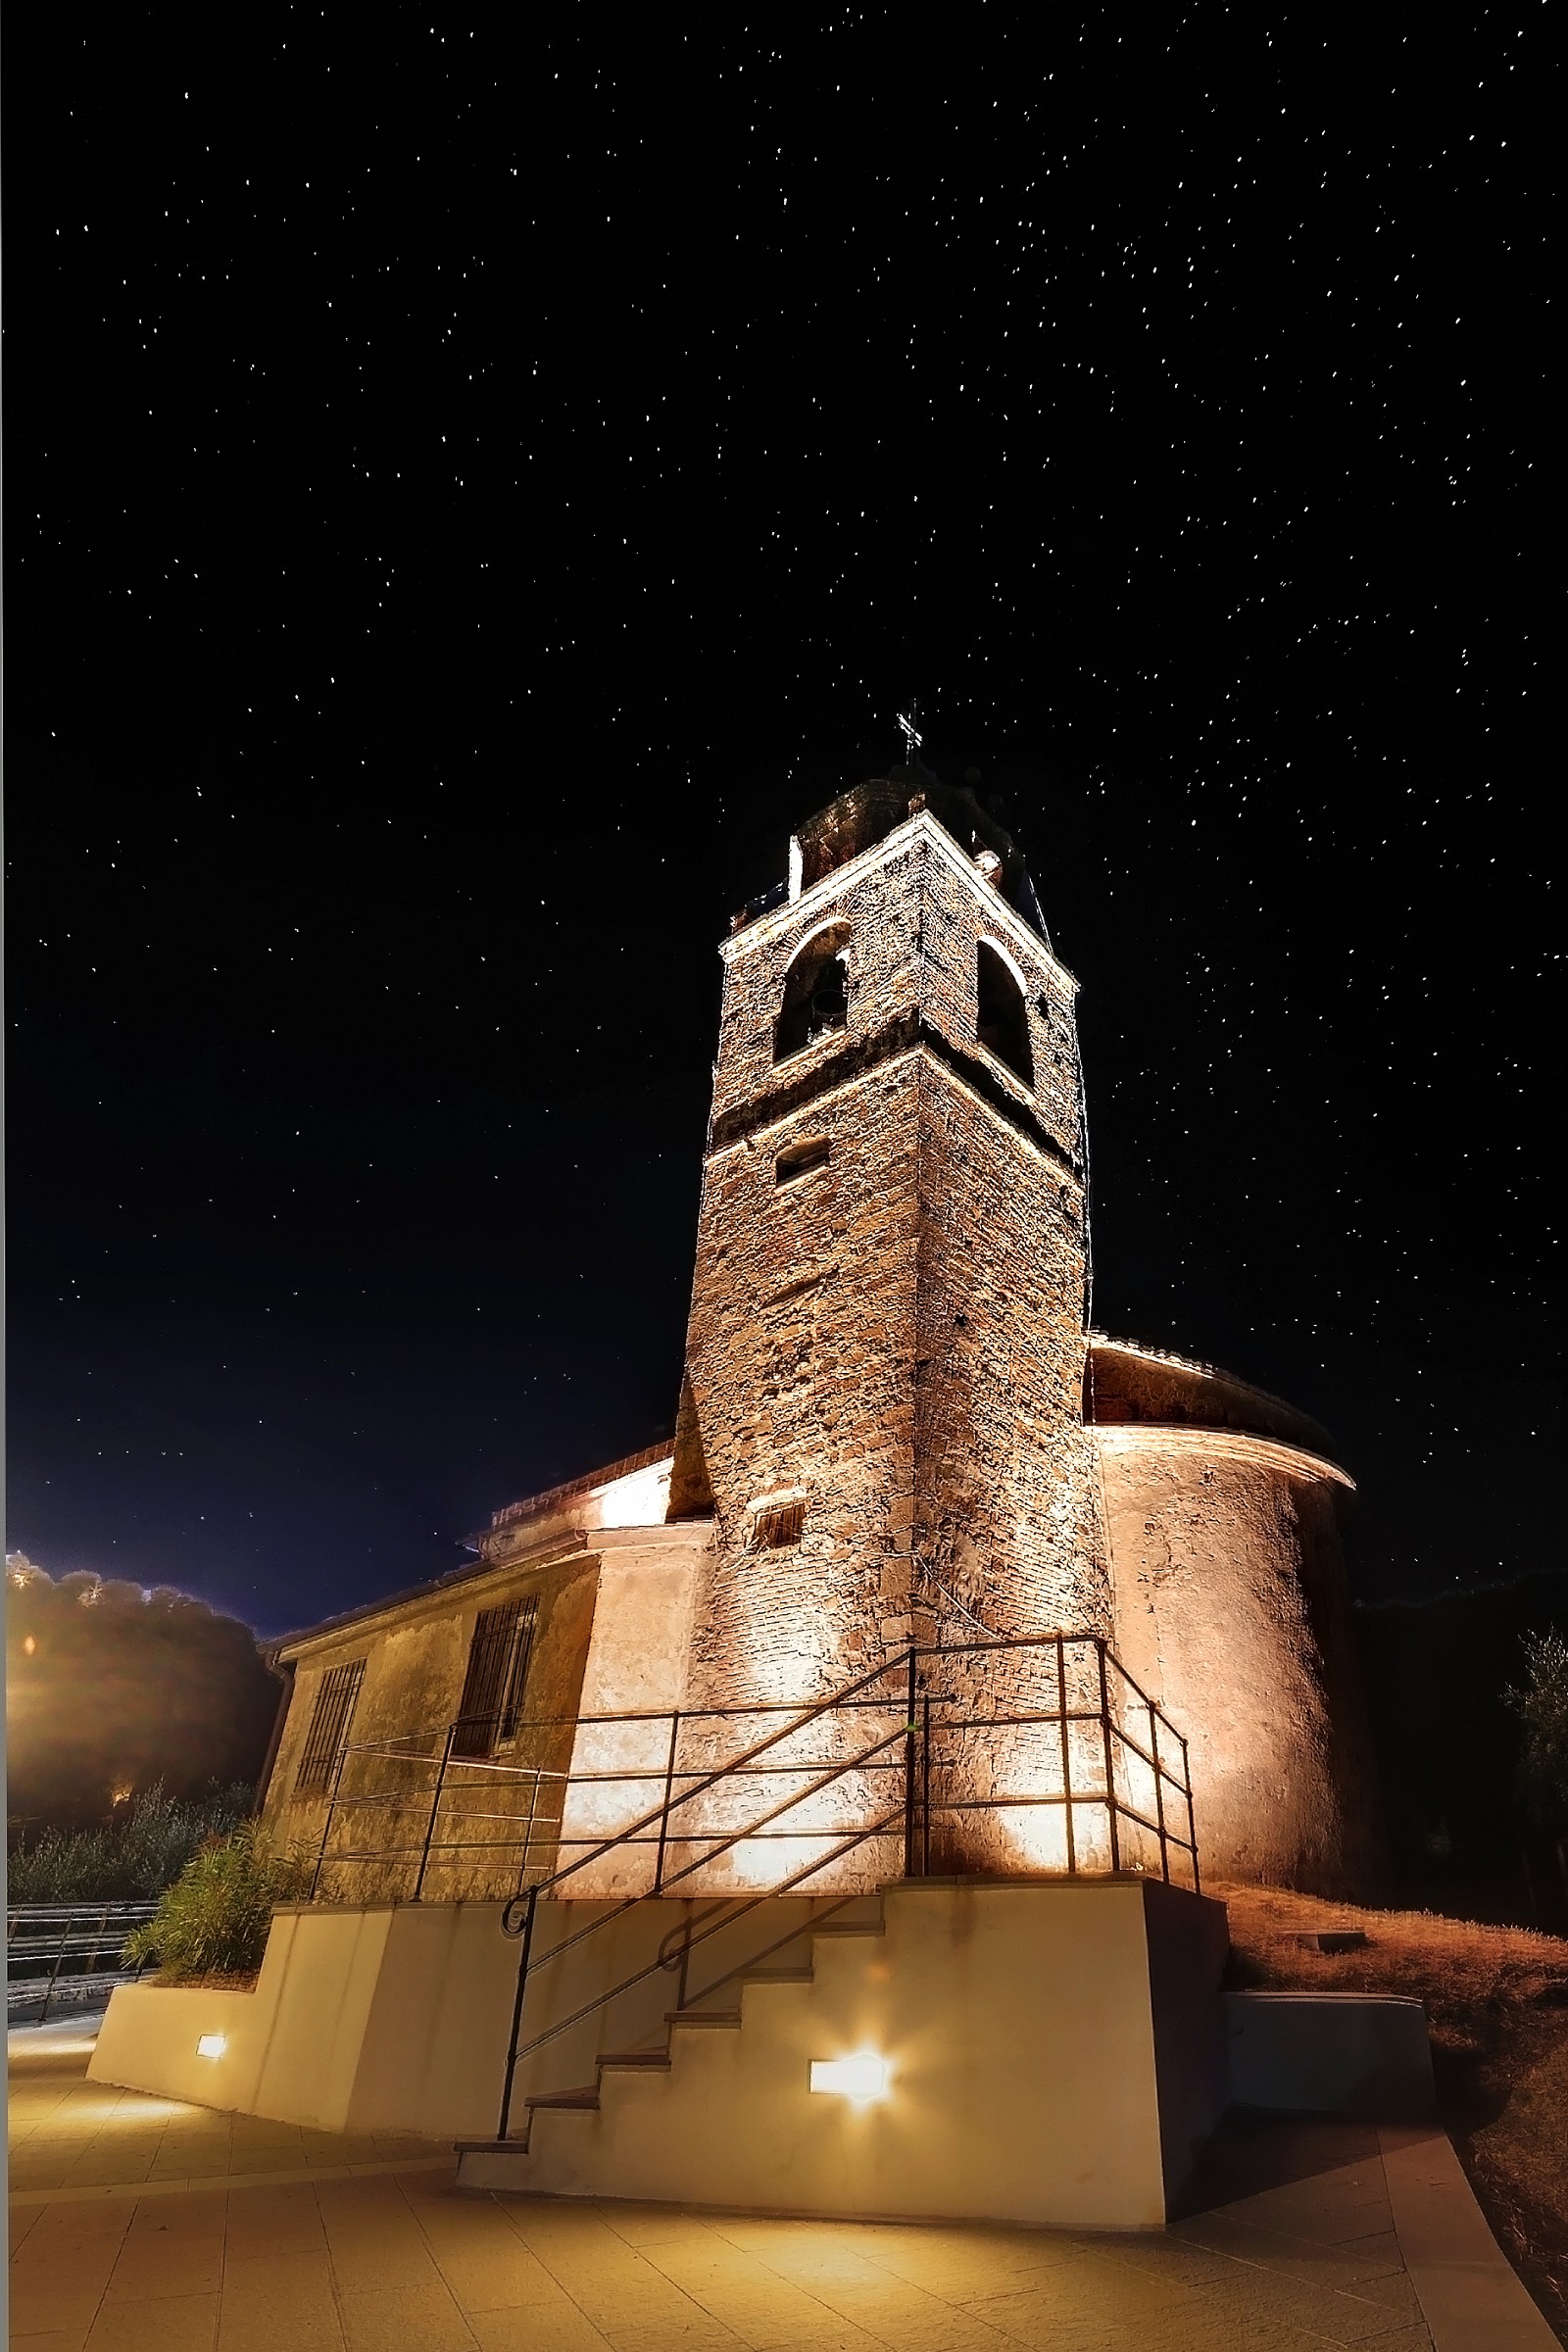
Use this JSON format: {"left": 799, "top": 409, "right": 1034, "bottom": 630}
{"left": 293, "top": 1659, "right": 366, "bottom": 1796}
{"left": 750, "top": 1499, "right": 806, "bottom": 1551}
{"left": 453, "top": 1597, "right": 538, "bottom": 1758}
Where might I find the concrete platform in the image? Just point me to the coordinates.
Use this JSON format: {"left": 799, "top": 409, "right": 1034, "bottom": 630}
{"left": 11, "top": 2026, "right": 1561, "bottom": 2348}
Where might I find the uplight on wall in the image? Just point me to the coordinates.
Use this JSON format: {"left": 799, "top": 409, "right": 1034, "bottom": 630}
{"left": 195, "top": 2034, "right": 227, "bottom": 2060}
{"left": 809, "top": 2053, "right": 889, "bottom": 2102}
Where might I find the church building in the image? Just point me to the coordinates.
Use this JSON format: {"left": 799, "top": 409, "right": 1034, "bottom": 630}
{"left": 95, "top": 756, "right": 1381, "bottom": 2225}
{"left": 258, "top": 760, "right": 1373, "bottom": 1892}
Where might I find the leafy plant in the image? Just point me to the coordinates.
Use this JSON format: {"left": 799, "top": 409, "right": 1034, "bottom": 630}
{"left": 6, "top": 1782, "right": 253, "bottom": 1904}
{"left": 122, "top": 1821, "right": 314, "bottom": 1982}
{"left": 1507, "top": 1630, "right": 1568, "bottom": 1824}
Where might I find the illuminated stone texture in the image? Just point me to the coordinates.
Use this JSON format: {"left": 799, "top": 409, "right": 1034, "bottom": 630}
{"left": 1092, "top": 1340, "right": 1377, "bottom": 1890}
{"left": 671, "top": 777, "right": 1109, "bottom": 1864}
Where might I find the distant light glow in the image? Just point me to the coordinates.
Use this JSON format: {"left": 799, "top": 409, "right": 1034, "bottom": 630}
{"left": 196, "top": 2034, "right": 227, "bottom": 2059}
{"left": 809, "top": 2052, "right": 889, "bottom": 2101}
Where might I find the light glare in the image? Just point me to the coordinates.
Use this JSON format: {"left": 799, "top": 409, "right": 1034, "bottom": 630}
{"left": 809, "top": 2053, "right": 889, "bottom": 2100}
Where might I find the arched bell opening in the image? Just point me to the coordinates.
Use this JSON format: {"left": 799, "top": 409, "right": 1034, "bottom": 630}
{"left": 774, "top": 922, "right": 852, "bottom": 1062}
{"left": 976, "top": 939, "right": 1034, "bottom": 1088}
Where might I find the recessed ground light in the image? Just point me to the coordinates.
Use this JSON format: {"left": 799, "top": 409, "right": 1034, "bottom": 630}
{"left": 196, "top": 2034, "right": 227, "bottom": 2059}
{"left": 809, "top": 2053, "right": 889, "bottom": 2101}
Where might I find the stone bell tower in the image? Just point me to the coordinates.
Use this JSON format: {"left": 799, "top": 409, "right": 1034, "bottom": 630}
{"left": 669, "top": 763, "right": 1110, "bottom": 1724}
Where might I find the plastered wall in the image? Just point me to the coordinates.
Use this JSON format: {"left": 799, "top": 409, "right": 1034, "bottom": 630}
{"left": 1099, "top": 1429, "right": 1376, "bottom": 1890}
{"left": 466, "top": 1878, "right": 1229, "bottom": 2230}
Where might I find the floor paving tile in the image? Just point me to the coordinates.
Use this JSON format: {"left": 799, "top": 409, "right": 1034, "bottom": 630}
{"left": 466, "top": 2307, "right": 612, "bottom": 2352}
{"left": 83, "top": 2288, "right": 220, "bottom": 2351}
{"left": 335, "top": 2280, "right": 478, "bottom": 2351}
{"left": 14, "top": 2040, "right": 1513, "bottom": 2352}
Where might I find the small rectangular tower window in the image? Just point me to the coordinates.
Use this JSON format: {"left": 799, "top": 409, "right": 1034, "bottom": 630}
{"left": 776, "top": 1135, "right": 831, "bottom": 1186}
{"left": 294, "top": 1659, "right": 366, "bottom": 1796}
{"left": 750, "top": 1499, "right": 807, "bottom": 1550}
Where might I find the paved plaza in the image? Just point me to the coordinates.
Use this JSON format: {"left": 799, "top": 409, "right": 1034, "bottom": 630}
{"left": 9, "top": 2016, "right": 1551, "bottom": 2351}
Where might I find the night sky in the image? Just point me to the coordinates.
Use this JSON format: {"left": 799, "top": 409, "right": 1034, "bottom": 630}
{"left": 8, "top": 17, "right": 1556, "bottom": 1641}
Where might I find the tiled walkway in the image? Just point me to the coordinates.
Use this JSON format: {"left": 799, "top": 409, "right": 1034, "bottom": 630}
{"left": 8, "top": 2021, "right": 446, "bottom": 2199}
{"left": 5, "top": 2021, "right": 1462, "bottom": 2350}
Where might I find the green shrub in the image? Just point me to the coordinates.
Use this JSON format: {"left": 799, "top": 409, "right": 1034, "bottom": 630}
{"left": 6, "top": 1782, "right": 253, "bottom": 1904}
{"left": 1508, "top": 1629, "right": 1568, "bottom": 1825}
{"left": 122, "top": 1821, "right": 315, "bottom": 1982}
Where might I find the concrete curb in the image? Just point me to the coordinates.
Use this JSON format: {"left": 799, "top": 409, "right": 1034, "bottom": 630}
{"left": 1379, "top": 2125, "right": 1559, "bottom": 2351}
{"left": 7, "top": 2154, "right": 455, "bottom": 2209}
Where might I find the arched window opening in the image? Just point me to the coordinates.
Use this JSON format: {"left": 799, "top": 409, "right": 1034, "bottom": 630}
{"left": 976, "top": 941, "right": 1034, "bottom": 1088}
{"left": 774, "top": 923, "right": 852, "bottom": 1062}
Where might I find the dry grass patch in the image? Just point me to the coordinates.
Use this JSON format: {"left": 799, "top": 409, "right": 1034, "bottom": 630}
{"left": 1215, "top": 1880, "right": 1568, "bottom": 2338}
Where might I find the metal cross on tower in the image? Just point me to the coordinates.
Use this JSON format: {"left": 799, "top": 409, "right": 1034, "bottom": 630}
{"left": 897, "top": 701, "right": 923, "bottom": 760}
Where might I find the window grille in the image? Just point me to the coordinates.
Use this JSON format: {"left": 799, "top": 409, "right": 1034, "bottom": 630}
{"left": 751, "top": 1499, "right": 807, "bottom": 1551}
{"left": 293, "top": 1659, "right": 366, "bottom": 1796}
{"left": 452, "top": 1597, "right": 538, "bottom": 1758}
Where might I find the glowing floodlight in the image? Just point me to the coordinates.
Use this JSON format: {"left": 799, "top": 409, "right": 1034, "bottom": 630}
{"left": 809, "top": 2053, "right": 889, "bottom": 2101}
{"left": 195, "top": 2034, "right": 227, "bottom": 2060}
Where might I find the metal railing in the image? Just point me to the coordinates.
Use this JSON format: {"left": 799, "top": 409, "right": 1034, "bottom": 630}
{"left": 482, "top": 1633, "right": 1196, "bottom": 2138}
{"left": 291, "top": 1631, "right": 1197, "bottom": 2142}
{"left": 6, "top": 1901, "right": 158, "bottom": 2023}
{"left": 305, "top": 1634, "right": 1195, "bottom": 1917}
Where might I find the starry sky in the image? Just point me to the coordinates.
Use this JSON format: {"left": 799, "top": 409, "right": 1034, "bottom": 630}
{"left": 8, "top": 15, "right": 1556, "bottom": 1639}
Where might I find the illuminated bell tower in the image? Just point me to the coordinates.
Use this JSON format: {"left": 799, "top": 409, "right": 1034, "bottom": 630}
{"left": 669, "top": 762, "right": 1110, "bottom": 1730}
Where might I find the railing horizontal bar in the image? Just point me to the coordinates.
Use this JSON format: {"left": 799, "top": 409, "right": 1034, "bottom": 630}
{"left": 512, "top": 1809, "right": 906, "bottom": 2064}
{"left": 517, "top": 1721, "right": 914, "bottom": 1980}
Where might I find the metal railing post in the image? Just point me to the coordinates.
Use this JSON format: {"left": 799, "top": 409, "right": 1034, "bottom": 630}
{"left": 920, "top": 1693, "right": 932, "bottom": 1876}
{"left": 496, "top": 1885, "right": 538, "bottom": 2141}
{"left": 520, "top": 1767, "right": 543, "bottom": 1885}
{"left": 903, "top": 1650, "right": 918, "bottom": 1879}
{"left": 309, "top": 1736, "right": 353, "bottom": 1902}
{"left": 654, "top": 1712, "right": 681, "bottom": 1895}
{"left": 1148, "top": 1702, "right": 1170, "bottom": 1883}
{"left": 1182, "top": 1732, "right": 1200, "bottom": 1891}
{"left": 83, "top": 1902, "right": 110, "bottom": 1983}
{"left": 1097, "top": 1641, "right": 1121, "bottom": 1873}
{"left": 413, "top": 1725, "right": 455, "bottom": 1902}
{"left": 1056, "top": 1635, "right": 1077, "bottom": 1874}
{"left": 37, "top": 1907, "right": 73, "bottom": 2026}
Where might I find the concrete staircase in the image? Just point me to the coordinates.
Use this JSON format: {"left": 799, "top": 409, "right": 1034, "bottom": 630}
{"left": 456, "top": 1875, "right": 1229, "bottom": 2230}
{"left": 489, "top": 1902, "right": 885, "bottom": 2147}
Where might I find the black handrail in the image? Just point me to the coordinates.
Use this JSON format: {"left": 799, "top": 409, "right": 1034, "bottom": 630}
{"left": 293, "top": 1628, "right": 1197, "bottom": 2144}
{"left": 470, "top": 1632, "right": 1197, "bottom": 2143}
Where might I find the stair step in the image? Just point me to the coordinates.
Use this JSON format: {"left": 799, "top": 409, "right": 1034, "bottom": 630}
{"left": 812, "top": 1920, "right": 886, "bottom": 1937}
{"left": 597, "top": 2049, "right": 671, "bottom": 2072}
{"left": 742, "top": 1966, "right": 813, "bottom": 1984}
{"left": 664, "top": 2008, "right": 742, "bottom": 2029}
{"left": 523, "top": 2086, "right": 600, "bottom": 2111}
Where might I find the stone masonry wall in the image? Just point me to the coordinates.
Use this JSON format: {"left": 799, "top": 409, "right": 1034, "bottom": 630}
{"left": 674, "top": 808, "right": 1110, "bottom": 1882}
{"left": 709, "top": 815, "right": 1081, "bottom": 1172}
{"left": 913, "top": 1063, "right": 1107, "bottom": 1644}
